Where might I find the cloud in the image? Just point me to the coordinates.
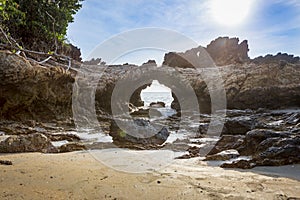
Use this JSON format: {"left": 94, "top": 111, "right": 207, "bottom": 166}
{"left": 67, "top": 0, "right": 300, "bottom": 62}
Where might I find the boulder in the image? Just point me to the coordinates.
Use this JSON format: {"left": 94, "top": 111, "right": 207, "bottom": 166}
{"left": 237, "top": 129, "right": 290, "bottom": 156}
{"left": 222, "top": 116, "right": 257, "bottom": 135}
{"left": 109, "top": 120, "right": 170, "bottom": 149}
{"left": 0, "top": 133, "right": 57, "bottom": 153}
{"left": 208, "top": 135, "right": 245, "bottom": 155}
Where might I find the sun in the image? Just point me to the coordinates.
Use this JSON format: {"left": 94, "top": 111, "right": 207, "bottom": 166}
{"left": 210, "top": 0, "right": 254, "bottom": 26}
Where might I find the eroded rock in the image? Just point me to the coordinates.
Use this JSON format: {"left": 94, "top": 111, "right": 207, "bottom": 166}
{"left": 0, "top": 133, "right": 57, "bottom": 153}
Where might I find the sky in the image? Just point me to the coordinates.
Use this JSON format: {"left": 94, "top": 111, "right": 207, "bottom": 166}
{"left": 67, "top": 0, "right": 300, "bottom": 64}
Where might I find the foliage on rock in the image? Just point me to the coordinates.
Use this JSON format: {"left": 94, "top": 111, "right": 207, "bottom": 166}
{"left": 0, "top": 0, "right": 83, "bottom": 60}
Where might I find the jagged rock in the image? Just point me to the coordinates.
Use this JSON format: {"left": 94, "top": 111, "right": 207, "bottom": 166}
{"left": 142, "top": 60, "right": 157, "bottom": 67}
{"left": 237, "top": 129, "right": 290, "bottom": 156}
{"left": 253, "top": 52, "right": 300, "bottom": 65}
{"left": 204, "top": 149, "right": 239, "bottom": 161}
{"left": 222, "top": 116, "right": 257, "bottom": 135}
{"left": 0, "top": 50, "right": 74, "bottom": 121}
{"left": 163, "top": 52, "right": 194, "bottom": 68}
{"left": 206, "top": 37, "right": 250, "bottom": 66}
{"left": 221, "top": 141, "right": 300, "bottom": 169}
{"left": 208, "top": 135, "right": 245, "bottom": 155}
{"left": 0, "top": 133, "right": 57, "bottom": 153}
{"left": 2, "top": 37, "right": 300, "bottom": 122}
{"left": 285, "top": 113, "right": 300, "bottom": 125}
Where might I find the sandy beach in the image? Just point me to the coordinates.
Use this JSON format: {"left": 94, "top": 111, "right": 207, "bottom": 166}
{"left": 0, "top": 151, "right": 299, "bottom": 200}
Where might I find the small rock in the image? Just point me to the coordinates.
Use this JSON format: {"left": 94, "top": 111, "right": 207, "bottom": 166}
{"left": 59, "top": 142, "right": 86, "bottom": 153}
{"left": 0, "top": 160, "right": 12, "bottom": 165}
{"left": 150, "top": 102, "right": 165, "bottom": 108}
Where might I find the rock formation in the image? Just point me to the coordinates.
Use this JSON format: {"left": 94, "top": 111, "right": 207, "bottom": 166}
{"left": 0, "top": 50, "right": 74, "bottom": 121}
{"left": 0, "top": 36, "right": 300, "bottom": 168}
{"left": 163, "top": 37, "right": 250, "bottom": 67}
{"left": 206, "top": 37, "right": 250, "bottom": 66}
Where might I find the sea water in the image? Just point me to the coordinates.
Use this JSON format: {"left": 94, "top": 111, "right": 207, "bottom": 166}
{"left": 141, "top": 92, "right": 176, "bottom": 117}
{"left": 141, "top": 92, "right": 173, "bottom": 107}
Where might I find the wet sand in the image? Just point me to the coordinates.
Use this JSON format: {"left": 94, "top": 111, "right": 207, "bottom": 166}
{"left": 0, "top": 151, "right": 299, "bottom": 200}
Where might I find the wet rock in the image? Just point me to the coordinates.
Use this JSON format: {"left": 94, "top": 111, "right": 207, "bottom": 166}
{"left": 149, "top": 109, "right": 162, "bottom": 117}
{"left": 133, "top": 119, "right": 150, "bottom": 126}
{"left": 223, "top": 116, "right": 257, "bottom": 135}
{"left": 59, "top": 142, "right": 86, "bottom": 153}
{"left": 109, "top": 120, "right": 170, "bottom": 149}
{"left": 285, "top": 113, "right": 300, "bottom": 125}
{"left": 225, "top": 109, "right": 254, "bottom": 117}
{"left": 238, "top": 129, "right": 290, "bottom": 156}
{"left": 221, "top": 160, "right": 256, "bottom": 169}
{"left": 204, "top": 149, "right": 239, "bottom": 161}
{"left": 208, "top": 135, "right": 245, "bottom": 155}
{"left": 0, "top": 133, "right": 57, "bottom": 153}
{"left": 198, "top": 123, "right": 209, "bottom": 136}
{"left": 255, "top": 145, "right": 300, "bottom": 166}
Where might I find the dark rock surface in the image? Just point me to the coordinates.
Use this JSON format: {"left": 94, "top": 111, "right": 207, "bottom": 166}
{"left": 222, "top": 116, "right": 257, "bottom": 135}
{"left": 204, "top": 109, "right": 300, "bottom": 168}
{"left": 208, "top": 135, "right": 245, "bottom": 155}
{"left": 204, "top": 149, "right": 239, "bottom": 161}
{"left": 0, "top": 160, "right": 13, "bottom": 165}
{"left": 109, "top": 119, "right": 170, "bottom": 149}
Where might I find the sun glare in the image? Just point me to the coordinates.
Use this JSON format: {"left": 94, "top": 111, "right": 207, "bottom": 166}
{"left": 210, "top": 0, "right": 254, "bottom": 26}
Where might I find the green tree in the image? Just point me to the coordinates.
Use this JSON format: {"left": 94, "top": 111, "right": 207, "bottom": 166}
{"left": 0, "top": 0, "right": 83, "bottom": 55}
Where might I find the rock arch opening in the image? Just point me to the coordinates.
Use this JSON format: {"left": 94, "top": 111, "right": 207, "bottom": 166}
{"left": 140, "top": 80, "right": 174, "bottom": 108}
